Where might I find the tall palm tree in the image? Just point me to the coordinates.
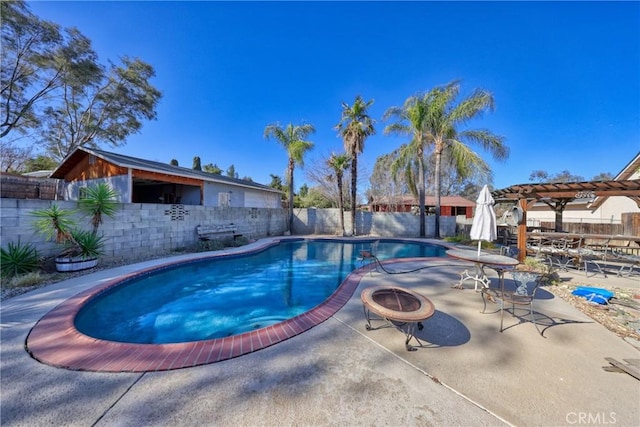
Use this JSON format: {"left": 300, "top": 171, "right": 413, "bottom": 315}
{"left": 335, "top": 95, "right": 375, "bottom": 236}
{"left": 427, "top": 81, "right": 507, "bottom": 238}
{"left": 327, "top": 152, "right": 351, "bottom": 236}
{"left": 384, "top": 81, "right": 508, "bottom": 237}
{"left": 383, "top": 97, "right": 432, "bottom": 237}
{"left": 264, "top": 122, "right": 315, "bottom": 232}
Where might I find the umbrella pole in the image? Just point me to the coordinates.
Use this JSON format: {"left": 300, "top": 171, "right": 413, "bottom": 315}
{"left": 477, "top": 240, "right": 481, "bottom": 257}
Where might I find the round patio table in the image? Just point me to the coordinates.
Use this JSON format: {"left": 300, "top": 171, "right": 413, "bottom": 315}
{"left": 446, "top": 249, "right": 519, "bottom": 291}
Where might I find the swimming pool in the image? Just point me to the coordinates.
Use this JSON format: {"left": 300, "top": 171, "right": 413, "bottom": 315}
{"left": 26, "top": 237, "right": 449, "bottom": 371}
{"left": 74, "top": 239, "right": 447, "bottom": 344}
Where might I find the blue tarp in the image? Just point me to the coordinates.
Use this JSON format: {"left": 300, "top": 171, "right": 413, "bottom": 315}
{"left": 571, "top": 286, "right": 615, "bottom": 305}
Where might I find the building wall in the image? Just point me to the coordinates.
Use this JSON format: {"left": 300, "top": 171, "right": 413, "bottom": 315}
{"left": 527, "top": 169, "right": 640, "bottom": 224}
{"left": 202, "top": 182, "right": 280, "bottom": 208}
{"left": 60, "top": 176, "right": 279, "bottom": 209}
{"left": 595, "top": 169, "right": 640, "bottom": 220}
{"left": 65, "top": 154, "right": 128, "bottom": 181}
{"left": 527, "top": 196, "right": 639, "bottom": 224}
{"left": 65, "top": 175, "right": 130, "bottom": 202}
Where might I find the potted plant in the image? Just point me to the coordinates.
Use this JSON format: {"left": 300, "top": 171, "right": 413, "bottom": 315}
{"left": 31, "top": 183, "right": 118, "bottom": 272}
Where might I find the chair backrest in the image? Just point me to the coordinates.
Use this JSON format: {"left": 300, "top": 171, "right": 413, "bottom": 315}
{"left": 360, "top": 240, "right": 380, "bottom": 259}
{"left": 510, "top": 271, "right": 543, "bottom": 297}
{"left": 501, "top": 246, "right": 520, "bottom": 258}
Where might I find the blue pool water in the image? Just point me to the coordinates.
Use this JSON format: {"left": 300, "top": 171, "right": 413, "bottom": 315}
{"left": 74, "top": 239, "right": 446, "bottom": 344}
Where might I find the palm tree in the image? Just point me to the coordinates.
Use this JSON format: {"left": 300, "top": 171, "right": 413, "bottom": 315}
{"left": 427, "top": 81, "right": 507, "bottom": 238}
{"left": 335, "top": 95, "right": 375, "bottom": 236}
{"left": 264, "top": 122, "right": 315, "bottom": 232}
{"left": 327, "top": 152, "right": 351, "bottom": 236}
{"left": 385, "top": 81, "right": 508, "bottom": 237}
{"left": 383, "top": 97, "right": 432, "bottom": 237}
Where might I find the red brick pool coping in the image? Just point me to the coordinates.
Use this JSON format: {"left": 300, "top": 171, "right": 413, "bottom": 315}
{"left": 26, "top": 252, "right": 381, "bottom": 373}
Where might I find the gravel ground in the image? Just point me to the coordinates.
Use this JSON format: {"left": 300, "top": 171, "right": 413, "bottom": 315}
{"left": 547, "top": 284, "right": 640, "bottom": 342}
{"left": 1, "top": 250, "right": 189, "bottom": 301}
{"left": 3, "top": 250, "right": 639, "bottom": 344}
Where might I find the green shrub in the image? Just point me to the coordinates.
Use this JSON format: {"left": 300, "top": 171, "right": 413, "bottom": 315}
{"left": 1, "top": 241, "right": 40, "bottom": 278}
{"left": 444, "top": 234, "right": 495, "bottom": 249}
{"left": 64, "top": 230, "right": 106, "bottom": 259}
{"left": 443, "top": 234, "right": 469, "bottom": 244}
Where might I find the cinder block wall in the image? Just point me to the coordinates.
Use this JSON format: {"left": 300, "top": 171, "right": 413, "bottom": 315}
{"left": 0, "top": 199, "right": 288, "bottom": 261}
{"left": 0, "top": 200, "right": 456, "bottom": 262}
{"left": 292, "top": 208, "right": 456, "bottom": 237}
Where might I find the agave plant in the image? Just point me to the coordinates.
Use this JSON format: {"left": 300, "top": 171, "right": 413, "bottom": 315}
{"left": 0, "top": 241, "right": 40, "bottom": 278}
{"left": 31, "top": 204, "right": 76, "bottom": 244}
{"left": 78, "top": 183, "right": 119, "bottom": 233}
{"left": 61, "top": 230, "right": 106, "bottom": 259}
{"left": 31, "top": 183, "right": 119, "bottom": 265}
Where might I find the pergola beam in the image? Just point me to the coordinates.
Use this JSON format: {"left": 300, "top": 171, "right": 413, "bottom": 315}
{"left": 492, "top": 179, "right": 640, "bottom": 262}
{"left": 492, "top": 179, "right": 640, "bottom": 202}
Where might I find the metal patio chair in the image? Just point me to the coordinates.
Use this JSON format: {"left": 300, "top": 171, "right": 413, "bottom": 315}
{"left": 482, "top": 271, "right": 545, "bottom": 337}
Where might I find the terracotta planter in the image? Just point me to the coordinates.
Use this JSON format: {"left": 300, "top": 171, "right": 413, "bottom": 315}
{"left": 55, "top": 256, "right": 99, "bottom": 272}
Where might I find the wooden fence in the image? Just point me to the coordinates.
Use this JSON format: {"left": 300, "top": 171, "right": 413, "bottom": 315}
{"left": 540, "top": 213, "right": 639, "bottom": 236}
{"left": 0, "top": 174, "right": 63, "bottom": 200}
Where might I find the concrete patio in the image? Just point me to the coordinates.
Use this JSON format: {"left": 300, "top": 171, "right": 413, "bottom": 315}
{"left": 1, "top": 239, "right": 639, "bottom": 426}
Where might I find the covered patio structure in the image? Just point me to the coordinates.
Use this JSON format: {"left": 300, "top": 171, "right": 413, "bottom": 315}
{"left": 491, "top": 179, "right": 640, "bottom": 261}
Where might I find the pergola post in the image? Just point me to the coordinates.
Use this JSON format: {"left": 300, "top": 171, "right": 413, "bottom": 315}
{"left": 554, "top": 206, "right": 563, "bottom": 232}
{"left": 491, "top": 178, "right": 640, "bottom": 264}
{"left": 517, "top": 198, "right": 528, "bottom": 263}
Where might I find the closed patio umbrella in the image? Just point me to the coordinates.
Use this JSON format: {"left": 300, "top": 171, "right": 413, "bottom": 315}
{"left": 469, "top": 185, "right": 497, "bottom": 257}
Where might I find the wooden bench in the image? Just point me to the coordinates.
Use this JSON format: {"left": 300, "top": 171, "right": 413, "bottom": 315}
{"left": 196, "top": 224, "right": 242, "bottom": 241}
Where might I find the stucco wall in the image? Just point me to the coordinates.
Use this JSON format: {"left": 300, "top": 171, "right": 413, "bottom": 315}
{"left": 203, "top": 182, "right": 280, "bottom": 208}
{"left": 526, "top": 169, "right": 640, "bottom": 224}
{"left": 65, "top": 175, "right": 130, "bottom": 203}
{"left": 527, "top": 196, "right": 639, "bottom": 224}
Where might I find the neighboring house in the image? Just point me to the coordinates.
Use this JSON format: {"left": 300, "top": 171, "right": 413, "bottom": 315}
{"left": 369, "top": 195, "right": 475, "bottom": 218}
{"left": 526, "top": 152, "right": 640, "bottom": 224}
{"left": 49, "top": 147, "right": 282, "bottom": 208}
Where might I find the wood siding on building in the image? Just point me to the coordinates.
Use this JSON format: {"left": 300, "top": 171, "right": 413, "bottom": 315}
{"left": 65, "top": 155, "right": 128, "bottom": 182}
{"left": 132, "top": 169, "right": 203, "bottom": 186}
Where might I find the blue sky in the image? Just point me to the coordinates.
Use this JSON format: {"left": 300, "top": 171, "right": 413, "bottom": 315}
{"left": 27, "top": 1, "right": 639, "bottom": 193}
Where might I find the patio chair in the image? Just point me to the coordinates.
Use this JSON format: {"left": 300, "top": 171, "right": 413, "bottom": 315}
{"left": 609, "top": 249, "right": 640, "bottom": 277}
{"left": 358, "top": 240, "right": 380, "bottom": 272}
{"left": 481, "top": 271, "right": 545, "bottom": 337}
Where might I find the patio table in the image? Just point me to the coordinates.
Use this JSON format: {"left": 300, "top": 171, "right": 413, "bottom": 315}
{"left": 446, "top": 249, "right": 519, "bottom": 291}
